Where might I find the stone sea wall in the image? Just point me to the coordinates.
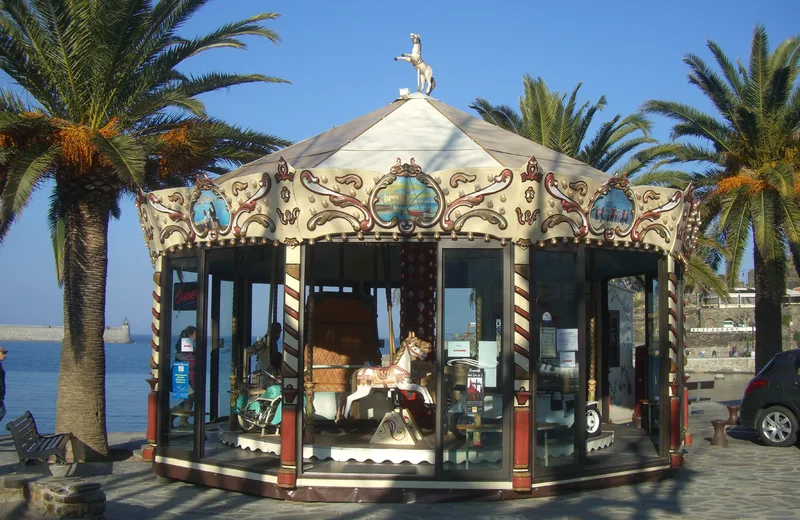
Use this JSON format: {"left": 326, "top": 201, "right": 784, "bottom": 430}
{"left": 685, "top": 357, "right": 755, "bottom": 374}
{"left": 0, "top": 324, "right": 133, "bottom": 344}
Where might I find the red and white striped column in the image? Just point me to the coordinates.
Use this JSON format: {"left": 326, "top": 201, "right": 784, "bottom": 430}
{"left": 143, "top": 258, "right": 163, "bottom": 461}
{"left": 512, "top": 245, "right": 532, "bottom": 491}
{"left": 667, "top": 257, "right": 683, "bottom": 468}
{"left": 278, "top": 245, "right": 301, "bottom": 489}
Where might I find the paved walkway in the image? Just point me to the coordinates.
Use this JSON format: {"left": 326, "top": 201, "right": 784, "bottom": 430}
{"left": 1, "top": 400, "right": 798, "bottom": 519}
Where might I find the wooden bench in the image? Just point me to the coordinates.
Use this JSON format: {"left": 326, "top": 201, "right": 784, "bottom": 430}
{"left": 6, "top": 411, "right": 70, "bottom": 472}
{"left": 685, "top": 380, "right": 715, "bottom": 404}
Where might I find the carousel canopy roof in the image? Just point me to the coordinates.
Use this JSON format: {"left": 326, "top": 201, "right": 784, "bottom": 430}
{"left": 217, "top": 93, "right": 610, "bottom": 182}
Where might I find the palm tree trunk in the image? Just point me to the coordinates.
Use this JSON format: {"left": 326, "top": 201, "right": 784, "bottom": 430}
{"left": 55, "top": 175, "right": 113, "bottom": 460}
{"left": 753, "top": 248, "right": 784, "bottom": 373}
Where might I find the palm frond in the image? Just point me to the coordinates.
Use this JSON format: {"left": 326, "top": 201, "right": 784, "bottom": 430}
{"left": 643, "top": 100, "right": 732, "bottom": 151}
{"left": 0, "top": 143, "right": 58, "bottom": 242}
{"left": 47, "top": 185, "right": 66, "bottom": 286}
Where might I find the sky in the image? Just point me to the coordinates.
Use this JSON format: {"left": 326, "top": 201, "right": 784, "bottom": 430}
{"left": 1, "top": 0, "right": 798, "bottom": 334}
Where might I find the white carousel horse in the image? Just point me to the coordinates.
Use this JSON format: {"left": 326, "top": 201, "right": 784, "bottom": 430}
{"left": 339, "top": 332, "right": 433, "bottom": 420}
{"left": 394, "top": 33, "right": 436, "bottom": 95}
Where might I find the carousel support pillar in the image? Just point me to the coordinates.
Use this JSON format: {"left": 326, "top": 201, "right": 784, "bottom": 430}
{"left": 683, "top": 384, "right": 692, "bottom": 446}
{"left": 513, "top": 391, "right": 532, "bottom": 491}
{"left": 667, "top": 257, "right": 684, "bottom": 468}
{"left": 143, "top": 379, "right": 157, "bottom": 461}
{"left": 512, "top": 248, "right": 532, "bottom": 492}
{"left": 682, "top": 298, "right": 690, "bottom": 446}
{"left": 303, "top": 249, "right": 316, "bottom": 445}
{"left": 229, "top": 259, "right": 243, "bottom": 432}
{"left": 143, "top": 265, "right": 162, "bottom": 461}
{"left": 588, "top": 317, "right": 597, "bottom": 402}
{"left": 474, "top": 295, "right": 483, "bottom": 447}
{"left": 669, "top": 384, "right": 682, "bottom": 468}
{"left": 278, "top": 245, "right": 302, "bottom": 489}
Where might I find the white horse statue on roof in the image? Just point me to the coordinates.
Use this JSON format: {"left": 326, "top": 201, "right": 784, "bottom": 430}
{"left": 394, "top": 33, "right": 436, "bottom": 95}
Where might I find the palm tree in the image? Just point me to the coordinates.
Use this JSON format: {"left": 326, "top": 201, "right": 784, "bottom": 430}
{"left": 0, "top": 0, "right": 290, "bottom": 460}
{"left": 473, "top": 76, "right": 729, "bottom": 298}
{"left": 645, "top": 25, "right": 800, "bottom": 371}
{"left": 471, "top": 75, "right": 654, "bottom": 173}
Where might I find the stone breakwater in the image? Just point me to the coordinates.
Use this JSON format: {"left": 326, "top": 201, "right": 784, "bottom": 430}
{"left": 0, "top": 324, "right": 133, "bottom": 344}
{"left": 686, "top": 356, "right": 754, "bottom": 374}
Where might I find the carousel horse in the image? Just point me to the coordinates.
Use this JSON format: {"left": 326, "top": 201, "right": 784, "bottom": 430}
{"left": 394, "top": 33, "right": 436, "bottom": 95}
{"left": 338, "top": 332, "right": 433, "bottom": 421}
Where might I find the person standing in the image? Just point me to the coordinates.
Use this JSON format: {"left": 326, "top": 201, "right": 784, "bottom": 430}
{"left": 0, "top": 347, "right": 7, "bottom": 422}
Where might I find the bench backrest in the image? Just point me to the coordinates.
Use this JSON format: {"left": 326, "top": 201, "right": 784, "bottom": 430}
{"left": 6, "top": 411, "right": 41, "bottom": 453}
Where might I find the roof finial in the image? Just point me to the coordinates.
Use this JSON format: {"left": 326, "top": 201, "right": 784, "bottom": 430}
{"left": 394, "top": 33, "right": 436, "bottom": 95}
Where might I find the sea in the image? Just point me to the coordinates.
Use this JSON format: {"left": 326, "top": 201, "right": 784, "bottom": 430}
{"left": 0, "top": 334, "right": 156, "bottom": 433}
{"left": 0, "top": 334, "right": 753, "bottom": 434}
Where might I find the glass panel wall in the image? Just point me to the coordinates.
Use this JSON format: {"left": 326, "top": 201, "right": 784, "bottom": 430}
{"left": 162, "top": 256, "right": 200, "bottom": 451}
{"left": 533, "top": 251, "right": 580, "bottom": 471}
{"left": 201, "top": 246, "right": 284, "bottom": 469}
{"left": 441, "top": 248, "right": 506, "bottom": 474}
{"left": 301, "top": 243, "right": 437, "bottom": 477}
{"left": 586, "top": 250, "right": 663, "bottom": 468}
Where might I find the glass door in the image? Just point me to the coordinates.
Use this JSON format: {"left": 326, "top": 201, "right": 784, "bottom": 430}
{"left": 437, "top": 244, "right": 511, "bottom": 478}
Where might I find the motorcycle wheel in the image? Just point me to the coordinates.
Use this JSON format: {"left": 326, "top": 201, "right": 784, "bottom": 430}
{"left": 586, "top": 405, "right": 602, "bottom": 438}
{"left": 238, "top": 414, "right": 258, "bottom": 433}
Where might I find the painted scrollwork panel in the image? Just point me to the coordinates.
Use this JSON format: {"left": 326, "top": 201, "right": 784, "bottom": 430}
{"left": 300, "top": 170, "right": 373, "bottom": 232}
{"left": 440, "top": 168, "right": 512, "bottom": 232}
{"left": 540, "top": 172, "right": 589, "bottom": 237}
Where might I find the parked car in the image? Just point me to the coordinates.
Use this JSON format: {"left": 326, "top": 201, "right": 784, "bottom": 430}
{"left": 739, "top": 349, "right": 800, "bottom": 447}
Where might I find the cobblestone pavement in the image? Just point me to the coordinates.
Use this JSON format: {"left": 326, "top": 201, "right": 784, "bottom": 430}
{"left": 1, "top": 400, "right": 798, "bottom": 519}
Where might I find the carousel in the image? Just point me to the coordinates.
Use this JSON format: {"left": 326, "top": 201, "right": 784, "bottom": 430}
{"left": 138, "top": 35, "right": 697, "bottom": 502}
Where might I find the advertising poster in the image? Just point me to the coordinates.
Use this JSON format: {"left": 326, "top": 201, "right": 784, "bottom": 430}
{"left": 171, "top": 361, "right": 189, "bottom": 399}
{"left": 465, "top": 368, "right": 485, "bottom": 415}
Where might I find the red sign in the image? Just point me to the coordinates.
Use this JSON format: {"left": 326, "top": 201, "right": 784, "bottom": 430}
{"left": 173, "top": 282, "right": 198, "bottom": 311}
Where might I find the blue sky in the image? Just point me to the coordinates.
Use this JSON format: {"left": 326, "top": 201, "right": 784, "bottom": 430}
{"left": 1, "top": 0, "right": 798, "bottom": 334}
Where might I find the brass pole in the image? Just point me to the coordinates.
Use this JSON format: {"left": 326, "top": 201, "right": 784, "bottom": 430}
{"left": 384, "top": 245, "right": 396, "bottom": 357}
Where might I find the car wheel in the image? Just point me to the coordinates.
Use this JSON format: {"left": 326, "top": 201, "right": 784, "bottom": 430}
{"left": 757, "top": 405, "right": 798, "bottom": 447}
{"left": 586, "top": 405, "right": 601, "bottom": 438}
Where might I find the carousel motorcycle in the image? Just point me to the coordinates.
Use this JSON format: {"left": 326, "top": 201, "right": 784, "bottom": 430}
{"left": 230, "top": 369, "right": 283, "bottom": 433}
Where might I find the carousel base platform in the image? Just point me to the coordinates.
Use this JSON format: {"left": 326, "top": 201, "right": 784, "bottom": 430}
{"left": 219, "top": 429, "right": 503, "bottom": 465}
{"left": 218, "top": 429, "right": 615, "bottom": 465}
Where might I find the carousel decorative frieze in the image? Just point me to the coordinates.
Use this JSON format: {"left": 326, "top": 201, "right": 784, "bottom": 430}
{"left": 440, "top": 167, "right": 512, "bottom": 232}
{"left": 521, "top": 156, "right": 543, "bottom": 182}
{"left": 145, "top": 173, "right": 275, "bottom": 246}
{"left": 370, "top": 158, "right": 443, "bottom": 234}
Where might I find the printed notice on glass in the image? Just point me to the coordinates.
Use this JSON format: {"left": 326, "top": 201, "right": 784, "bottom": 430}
{"left": 171, "top": 361, "right": 189, "bottom": 400}
{"left": 540, "top": 327, "right": 556, "bottom": 358}
{"left": 557, "top": 328, "right": 579, "bottom": 352}
{"left": 447, "top": 341, "right": 471, "bottom": 358}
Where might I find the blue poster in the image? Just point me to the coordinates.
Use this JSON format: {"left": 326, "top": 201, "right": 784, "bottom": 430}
{"left": 171, "top": 361, "right": 189, "bottom": 400}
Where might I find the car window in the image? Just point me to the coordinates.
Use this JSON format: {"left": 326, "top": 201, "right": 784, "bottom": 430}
{"left": 757, "top": 358, "right": 776, "bottom": 377}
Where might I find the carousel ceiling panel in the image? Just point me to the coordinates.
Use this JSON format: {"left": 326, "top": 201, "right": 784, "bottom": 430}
{"left": 317, "top": 94, "right": 501, "bottom": 170}
{"left": 428, "top": 99, "right": 611, "bottom": 182}
{"left": 216, "top": 100, "right": 404, "bottom": 182}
